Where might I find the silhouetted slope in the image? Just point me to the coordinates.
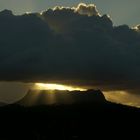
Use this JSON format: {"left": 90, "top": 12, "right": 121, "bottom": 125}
{"left": 0, "top": 90, "right": 140, "bottom": 140}
{"left": 12, "top": 89, "right": 140, "bottom": 116}
{"left": 17, "top": 89, "right": 106, "bottom": 106}
{"left": 0, "top": 102, "right": 6, "bottom": 106}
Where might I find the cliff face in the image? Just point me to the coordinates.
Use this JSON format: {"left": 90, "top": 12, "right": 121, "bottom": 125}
{"left": 17, "top": 89, "right": 106, "bottom": 106}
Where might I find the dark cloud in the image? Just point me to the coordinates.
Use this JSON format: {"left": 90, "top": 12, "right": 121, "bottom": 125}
{"left": 0, "top": 3, "right": 140, "bottom": 92}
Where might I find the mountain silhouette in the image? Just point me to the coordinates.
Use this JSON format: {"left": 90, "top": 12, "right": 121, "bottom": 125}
{"left": 0, "top": 89, "right": 140, "bottom": 140}
{"left": 17, "top": 89, "right": 106, "bottom": 106}
{"left": 0, "top": 102, "right": 7, "bottom": 106}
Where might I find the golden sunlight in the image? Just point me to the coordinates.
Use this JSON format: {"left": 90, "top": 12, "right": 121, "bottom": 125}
{"left": 35, "top": 83, "right": 87, "bottom": 91}
{"left": 104, "top": 90, "right": 140, "bottom": 108}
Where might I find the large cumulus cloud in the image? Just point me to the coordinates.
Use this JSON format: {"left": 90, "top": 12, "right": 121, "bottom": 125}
{"left": 0, "top": 3, "right": 140, "bottom": 92}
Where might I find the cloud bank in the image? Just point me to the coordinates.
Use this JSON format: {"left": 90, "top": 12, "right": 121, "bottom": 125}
{"left": 0, "top": 3, "right": 140, "bottom": 92}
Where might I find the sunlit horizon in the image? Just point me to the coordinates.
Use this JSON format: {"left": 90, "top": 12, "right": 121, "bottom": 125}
{"left": 35, "top": 83, "right": 87, "bottom": 91}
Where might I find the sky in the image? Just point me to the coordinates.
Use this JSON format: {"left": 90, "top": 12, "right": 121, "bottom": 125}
{"left": 0, "top": 1, "right": 140, "bottom": 107}
{"left": 0, "top": 0, "right": 140, "bottom": 26}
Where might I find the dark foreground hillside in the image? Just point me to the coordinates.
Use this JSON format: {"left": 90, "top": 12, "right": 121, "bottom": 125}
{"left": 0, "top": 90, "right": 140, "bottom": 139}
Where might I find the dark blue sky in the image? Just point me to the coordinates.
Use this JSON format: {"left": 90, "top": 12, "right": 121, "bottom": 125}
{"left": 0, "top": 0, "right": 139, "bottom": 26}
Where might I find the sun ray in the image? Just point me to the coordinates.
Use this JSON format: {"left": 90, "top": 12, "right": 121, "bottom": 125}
{"left": 35, "top": 83, "right": 87, "bottom": 91}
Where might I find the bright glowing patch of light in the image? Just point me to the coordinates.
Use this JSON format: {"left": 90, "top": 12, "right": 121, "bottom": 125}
{"left": 132, "top": 25, "right": 140, "bottom": 31}
{"left": 25, "top": 12, "right": 31, "bottom": 15}
{"left": 103, "top": 90, "right": 140, "bottom": 108}
{"left": 35, "top": 83, "right": 86, "bottom": 91}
